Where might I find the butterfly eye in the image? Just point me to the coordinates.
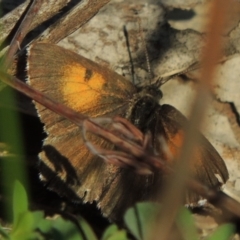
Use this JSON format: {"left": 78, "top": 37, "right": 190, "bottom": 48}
{"left": 148, "top": 86, "right": 163, "bottom": 101}
{"left": 156, "top": 88, "right": 163, "bottom": 100}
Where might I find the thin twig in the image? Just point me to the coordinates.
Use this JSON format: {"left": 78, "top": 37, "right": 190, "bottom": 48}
{"left": 0, "top": 0, "right": 70, "bottom": 49}
{"left": 35, "top": 0, "right": 111, "bottom": 44}
{"left": 3, "top": 0, "right": 44, "bottom": 69}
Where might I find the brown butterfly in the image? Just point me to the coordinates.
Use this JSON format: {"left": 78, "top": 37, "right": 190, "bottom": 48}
{"left": 27, "top": 42, "right": 228, "bottom": 220}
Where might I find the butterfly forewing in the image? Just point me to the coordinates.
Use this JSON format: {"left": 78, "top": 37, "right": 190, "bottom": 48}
{"left": 27, "top": 43, "right": 138, "bottom": 206}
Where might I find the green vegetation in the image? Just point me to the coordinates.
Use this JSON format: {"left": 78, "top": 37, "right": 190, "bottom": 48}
{"left": 0, "top": 181, "right": 235, "bottom": 240}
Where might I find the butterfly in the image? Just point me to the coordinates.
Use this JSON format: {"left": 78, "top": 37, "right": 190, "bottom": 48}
{"left": 27, "top": 42, "right": 229, "bottom": 220}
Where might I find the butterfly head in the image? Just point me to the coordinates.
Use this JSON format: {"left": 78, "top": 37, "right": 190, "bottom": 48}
{"left": 136, "top": 84, "right": 163, "bottom": 103}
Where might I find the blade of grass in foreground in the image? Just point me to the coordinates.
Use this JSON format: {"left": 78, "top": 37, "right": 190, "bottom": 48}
{"left": 0, "top": 84, "right": 29, "bottom": 221}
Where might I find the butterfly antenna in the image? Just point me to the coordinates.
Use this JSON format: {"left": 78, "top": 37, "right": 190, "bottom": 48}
{"left": 156, "top": 61, "right": 202, "bottom": 87}
{"left": 123, "top": 26, "right": 136, "bottom": 84}
{"left": 137, "top": 18, "right": 153, "bottom": 84}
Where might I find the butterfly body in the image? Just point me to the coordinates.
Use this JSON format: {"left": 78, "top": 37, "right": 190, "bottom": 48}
{"left": 27, "top": 43, "right": 228, "bottom": 220}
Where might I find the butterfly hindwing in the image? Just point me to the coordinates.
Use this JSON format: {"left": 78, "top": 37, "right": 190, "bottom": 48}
{"left": 155, "top": 104, "right": 229, "bottom": 202}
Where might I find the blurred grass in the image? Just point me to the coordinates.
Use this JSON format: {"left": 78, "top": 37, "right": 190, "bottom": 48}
{"left": 0, "top": 85, "right": 28, "bottom": 220}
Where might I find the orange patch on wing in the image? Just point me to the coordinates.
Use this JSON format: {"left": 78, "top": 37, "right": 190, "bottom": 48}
{"left": 61, "top": 63, "right": 107, "bottom": 112}
{"left": 168, "top": 130, "right": 185, "bottom": 159}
